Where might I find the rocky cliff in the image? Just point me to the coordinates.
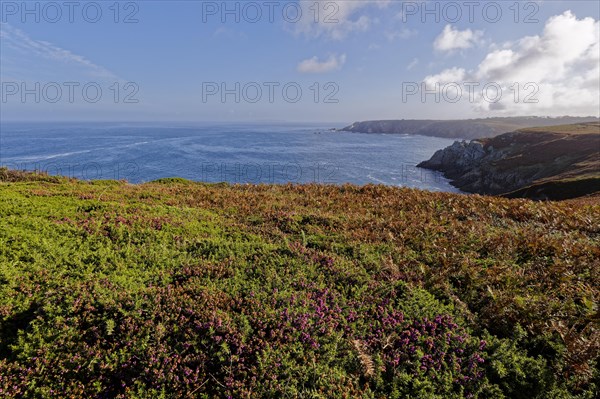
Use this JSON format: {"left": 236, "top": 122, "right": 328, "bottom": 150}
{"left": 418, "top": 123, "right": 600, "bottom": 200}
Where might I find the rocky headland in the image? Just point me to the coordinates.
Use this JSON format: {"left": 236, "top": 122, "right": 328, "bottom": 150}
{"left": 418, "top": 122, "right": 600, "bottom": 200}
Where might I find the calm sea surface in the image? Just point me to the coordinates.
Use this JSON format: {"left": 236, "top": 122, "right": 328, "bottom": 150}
{"left": 0, "top": 122, "right": 460, "bottom": 192}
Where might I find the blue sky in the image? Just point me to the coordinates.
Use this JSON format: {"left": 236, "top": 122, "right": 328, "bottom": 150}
{"left": 1, "top": 0, "right": 599, "bottom": 122}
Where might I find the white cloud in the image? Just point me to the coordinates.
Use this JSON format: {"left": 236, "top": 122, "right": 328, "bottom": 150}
{"left": 406, "top": 58, "right": 419, "bottom": 71}
{"left": 423, "top": 11, "right": 600, "bottom": 116}
{"left": 291, "top": 0, "right": 391, "bottom": 40}
{"left": 423, "top": 67, "right": 466, "bottom": 89}
{"left": 0, "top": 23, "right": 118, "bottom": 80}
{"left": 385, "top": 28, "right": 418, "bottom": 41}
{"left": 433, "top": 25, "right": 483, "bottom": 52}
{"left": 297, "top": 54, "right": 347, "bottom": 73}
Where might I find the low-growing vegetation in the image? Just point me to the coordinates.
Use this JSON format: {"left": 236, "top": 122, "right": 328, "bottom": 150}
{"left": 0, "top": 168, "right": 598, "bottom": 398}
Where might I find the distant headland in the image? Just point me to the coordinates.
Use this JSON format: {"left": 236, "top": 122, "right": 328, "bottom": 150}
{"left": 336, "top": 116, "right": 600, "bottom": 140}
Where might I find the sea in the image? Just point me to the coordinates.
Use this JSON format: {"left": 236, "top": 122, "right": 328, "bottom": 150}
{"left": 0, "top": 122, "right": 460, "bottom": 193}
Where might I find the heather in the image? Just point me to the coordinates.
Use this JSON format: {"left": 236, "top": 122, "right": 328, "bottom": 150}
{"left": 0, "top": 169, "right": 598, "bottom": 398}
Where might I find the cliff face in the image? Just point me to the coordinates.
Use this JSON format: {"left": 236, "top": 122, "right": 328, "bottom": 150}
{"left": 418, "top": 123, "right": 600, "bottom": 200}
{"left": 339, "top": 117, "right": 600, "bottom": 140}
{"left": 418, "top": 140, "right": 487, "bottom": 171}
{"left": 418, "top": 139, "right": 529, "bottom": 195}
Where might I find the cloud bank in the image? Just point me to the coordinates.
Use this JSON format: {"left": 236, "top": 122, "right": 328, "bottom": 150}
{"left": 291, "top": 0, "right": 391, "bottom": 40}
{"left": 424, "top": 11, "right": 600, "bottom": 116}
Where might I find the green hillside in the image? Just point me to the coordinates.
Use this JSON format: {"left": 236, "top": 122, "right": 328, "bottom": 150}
{"left": 0, "top": 169, "right": 598, "bottom": 398}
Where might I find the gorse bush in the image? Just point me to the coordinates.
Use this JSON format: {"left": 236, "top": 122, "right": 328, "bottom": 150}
{"left": 0, "top": 171, "right": 598, "bottom": 398}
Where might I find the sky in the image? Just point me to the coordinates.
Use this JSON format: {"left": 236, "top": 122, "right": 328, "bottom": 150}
{"left": 0, "top": 0, "right": 599, "bottom": 123}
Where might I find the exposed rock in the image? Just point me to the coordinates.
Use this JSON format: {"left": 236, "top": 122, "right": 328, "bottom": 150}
{"left": 420, "top": 140, "right": 487, "bottom": 171}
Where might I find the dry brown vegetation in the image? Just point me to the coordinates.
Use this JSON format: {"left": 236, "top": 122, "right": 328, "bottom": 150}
{"left": 0, "top": 169, "right": 598, "bottom": 398}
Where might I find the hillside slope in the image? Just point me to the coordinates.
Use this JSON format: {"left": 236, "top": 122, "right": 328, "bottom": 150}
{"left": 0, "top": 169, "right": 598, "bottom": 398}
{"left": 338, "top": 117, "right": 600, "bottom": 139}
{"left": 418, "top": 122, "right": 600, "bottom": 200}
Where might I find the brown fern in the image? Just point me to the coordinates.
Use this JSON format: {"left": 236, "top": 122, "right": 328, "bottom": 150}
{"left": 352, "top": 339, "right": 375, "bottom": 379}
{"left": 551, "top": 321, "right": 600, "bottom": 386}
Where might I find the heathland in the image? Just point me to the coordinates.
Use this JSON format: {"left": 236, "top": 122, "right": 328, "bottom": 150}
{"left": 0, "top": 168, "right": 598, "bottom": 398}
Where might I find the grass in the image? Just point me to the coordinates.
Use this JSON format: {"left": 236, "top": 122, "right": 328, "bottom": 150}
{"left": 0, "top": 168, "right": 598, "bottom": 398}
{"left": 518, "top": 123, "right": 600, "bottom": 135}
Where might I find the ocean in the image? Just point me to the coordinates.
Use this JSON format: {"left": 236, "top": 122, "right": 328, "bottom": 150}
{"left": 0, "top": 122, "right": 460, "bottom": 192}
